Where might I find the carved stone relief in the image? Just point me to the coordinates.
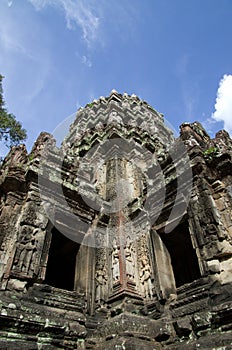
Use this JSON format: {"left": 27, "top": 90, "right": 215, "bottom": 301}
{"left": 125, "top": 236, "right": 135, "bottom": 282}
{"left": 13, "top": 226, "right": 39, "bottom": 274}
{"left": 112, "top": 238, "right": 120, "bottom": 283}
{"left": 95, "top": 243, "right": 108, "bottom": 305}
{"left": 140, "top": 255, "right": 153, "bottom": 299}
{"left": 136, "top": 225, "right": 154, "bottom": 299}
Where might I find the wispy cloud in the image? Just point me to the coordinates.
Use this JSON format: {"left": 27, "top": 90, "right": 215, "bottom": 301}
{"left": 75, "top": 51, "right": 92, "bottom": 67}
{"left": 81, "top": 55, "right": 92, "bottom": 67}
{"left": 0, "top": 22, "right": 35, "bottom": 60}
{"left": 28, "top": 0, "right": 100, "bottom": 45}
{"left": 0, "top": 2, "right": 51, "bottom": 108}
{"left": 201, "top": 117, "right": 218, "bottom": 137}
{"left": 175, "top": 54, "right": 200, "bottom": 120}
{"left": 211, "top": 74, "right": 232, "bottom": 135}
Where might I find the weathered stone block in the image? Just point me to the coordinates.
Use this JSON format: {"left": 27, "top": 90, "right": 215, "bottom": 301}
{"left": 219, "top": 257, "right": 232, "bottom": 284}
{"left": 207, "top": 259, "right": 220, "bottom": 274}
{"left": 174, "top": 316, "right": 192, "bottom": 337}
{"left": 7, "top": 278, "right": 27, "bottom": 291}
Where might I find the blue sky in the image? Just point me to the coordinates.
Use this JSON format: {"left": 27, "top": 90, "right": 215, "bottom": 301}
{"left": 1, "top": 0, "right": 232, "bottom": 154}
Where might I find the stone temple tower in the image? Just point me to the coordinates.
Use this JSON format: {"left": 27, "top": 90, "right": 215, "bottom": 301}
{"left": 0, "top": 91, "right": 232, "bottom": 349}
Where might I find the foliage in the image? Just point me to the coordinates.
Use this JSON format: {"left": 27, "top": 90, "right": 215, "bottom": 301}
{"left": 87, "top": 102, "right": 94, "bottom": 108}
{"left": 28, "top": 153, "right": 35, "bottom": 161}
{"left": 203, "top": 147, "right": 220, "bottom": 161}
{"left": 0, "top": 75, "right": 27, "bottom": 148}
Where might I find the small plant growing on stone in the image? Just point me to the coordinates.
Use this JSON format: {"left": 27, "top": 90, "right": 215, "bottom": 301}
{"left": 203, "top": 147, "right": 220, "bottom": 161}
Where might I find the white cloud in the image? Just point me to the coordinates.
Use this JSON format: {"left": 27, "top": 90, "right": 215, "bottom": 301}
{"left": 201, "top": 117, "right": 218, "bottom": 137}
{"left": 75, "top": 51, "right": 92, "bottom": 67}
{"left": 81, "top": 55, "right": 92, "bottom": 67}
{"left": 176, "top": 54, "right": 200, "bottom": 120}
{"left": 212, "top": 74, "right": 232, "bottom": 135}
{"left": 28, "top": 0, "right": 100, "bottom": 45}
{"left": 0, "top": 24, "right": 35, "bottom": 60}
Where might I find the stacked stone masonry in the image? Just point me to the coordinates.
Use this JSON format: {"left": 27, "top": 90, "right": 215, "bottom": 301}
{"left": 0, "top": 91, "right": 232, "bottom": 349}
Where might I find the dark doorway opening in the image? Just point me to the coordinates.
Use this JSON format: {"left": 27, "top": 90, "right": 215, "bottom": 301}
{"left": 45, "top": 228, "right": 80, "bottom": 291}
{"left": 160, "top": 221, "right": 201, "bottom": 287}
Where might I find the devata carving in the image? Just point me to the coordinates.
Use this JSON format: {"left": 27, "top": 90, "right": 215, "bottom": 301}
{"left": 125, "top": 236, "right": 135, "bottom": 282}
{"left": 95, "top": 264, "right": 108, "bottom": 305}
{"left": 140, "top": 256, "right": 153, "bottom": 299}
{"left": 12, "top": 226, "right": 44, "bottom": 276}
{"left": 112, "top": 239, "right": 120, "bottom": 283}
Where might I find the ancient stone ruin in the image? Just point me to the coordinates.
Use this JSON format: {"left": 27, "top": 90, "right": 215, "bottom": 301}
{"left": 0, "top": 91, "right": 232, "bottom": 349}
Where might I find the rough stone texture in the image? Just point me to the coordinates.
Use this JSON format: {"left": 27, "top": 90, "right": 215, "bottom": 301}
{"left": 0, "top": 91, "right": 232, "bottom": 349}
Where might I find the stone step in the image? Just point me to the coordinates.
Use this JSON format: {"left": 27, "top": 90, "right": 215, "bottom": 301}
{"left": 26, "top": 283, "right": 86, "bottom": 312}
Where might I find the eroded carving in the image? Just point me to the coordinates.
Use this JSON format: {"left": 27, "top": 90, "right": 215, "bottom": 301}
{"left": 140, "top": 256, "right": 153, "bottom": 299}
{"left": 112, "top": 239, "right": 120, "bottom": 282}
{"left": 125, "top": 236, "right": 135, "bottom": 281}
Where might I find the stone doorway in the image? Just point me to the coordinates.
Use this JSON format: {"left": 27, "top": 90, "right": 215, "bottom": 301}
{"left": 160, "top": 220, "right": 201, "bottom": 287}
{"left": 44, "top": 227, "right": 80, "bottom": 291}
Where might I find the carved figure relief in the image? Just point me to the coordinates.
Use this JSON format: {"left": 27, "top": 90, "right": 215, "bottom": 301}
{"left": 13, "top": 226, "right": 41, "bottom": 274}
{"left": 140, "top": 256, "right": 153, "bottom": 299}
{"left": 95, "top": 243, "right": 108, "bottom": 304}
{"left": 96, "top": 121, "right": 104, "bottom": 131}
{"left": 112, "top": 239, "right": 120, "bottom": 282}
{"left": 125, "top": 236, "right": 135, "bottom": 281}
{"left": 95, "top": 264, "right": 108, "bottom": 305}
{"left": 108, "top": 111, "right": 122, "bottom": 126}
